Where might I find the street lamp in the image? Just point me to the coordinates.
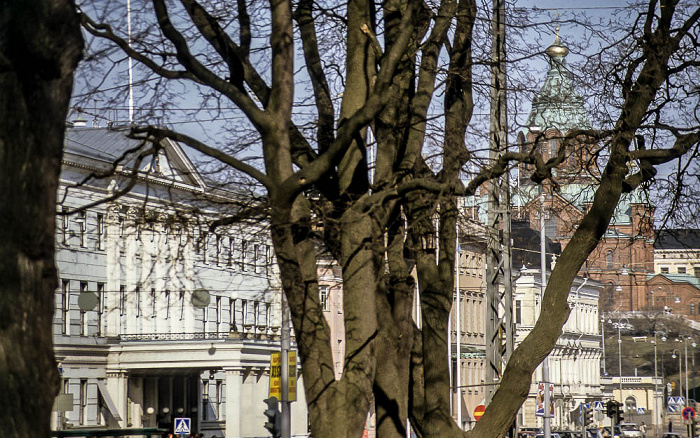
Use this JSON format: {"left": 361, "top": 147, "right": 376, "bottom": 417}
{"left": 676, "top": 337, "right": 696, "bottom": 404}
{"left": 653, "top": 329, "right": 667, "bottom": 429}
{"left": 672, "top": 349, "right": 683, "bottom": 405}
{"left": 609, "top": 316, "right": 632, "bottom": 400}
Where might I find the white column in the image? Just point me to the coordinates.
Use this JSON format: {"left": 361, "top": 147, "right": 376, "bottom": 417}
{"left": 225, "top": 369, "right": 242, "bottom": 438}
{"left": 125, "top": 208, "right": 140, "bottom": 334}
{"left": 168, "top": 225, "right": 184, "bottom": 335}
{"left": 106, "top": 205, "right": 121, "bottom": 337}
{"left": 183, "top": 228, "right": 196, "bottom": 333}
{"left": 154, "top": 221, "right": 169, "bottom": 334}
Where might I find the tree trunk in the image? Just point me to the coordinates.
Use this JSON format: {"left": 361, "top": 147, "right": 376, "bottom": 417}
{"left": 0, "top": 1, "right": 82, "bottom": 436}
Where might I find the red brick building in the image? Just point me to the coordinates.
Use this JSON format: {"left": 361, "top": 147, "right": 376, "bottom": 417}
{"left": 513, "top": 35, "right": 656, "bottom": 313}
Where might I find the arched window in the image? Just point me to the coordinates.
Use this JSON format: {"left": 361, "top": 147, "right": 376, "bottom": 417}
{"left": 607, "top": 250, "right": 614, "bottom": 269}
{"left": 605, "top": 283, "right": 615, "bottom": 306}
{"left": 625, "top": 396, "right": 637, "bottom": 412}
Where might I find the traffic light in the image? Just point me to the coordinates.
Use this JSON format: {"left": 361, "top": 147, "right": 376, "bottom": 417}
{"left": 584, "top": 407, "right": 594, "bottom": 426}
{"left": 616, "top": 403, "right": 625, "bottom": 425}
{"left": 263, "top": 396, "right": 281, "bottom": 438}
{"left": 606, "top": 400, "right": 617, "bottom": 419}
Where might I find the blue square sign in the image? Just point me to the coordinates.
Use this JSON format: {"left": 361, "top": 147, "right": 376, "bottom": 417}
{"left": 174, "top": 417, "right": 191, "bottom": 435}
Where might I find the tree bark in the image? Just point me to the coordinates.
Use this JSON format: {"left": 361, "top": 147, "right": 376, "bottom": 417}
{"left": 0, "top": 1, "right": 82, "bottom": 436}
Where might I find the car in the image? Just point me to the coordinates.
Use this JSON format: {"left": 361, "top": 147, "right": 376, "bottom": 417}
{"left": 517, "top": 433, "right": 537, "bottom": 438}
{"left": 535, "top": 434, "right": 561, "bottom": 438}
{"left": 618, "top": 423, "right": 642, "bottom": 438}
{"left": 552, "top": 430, "right": 582, "bottom": 438}
{"left": 661, "top": 433, "right": 683, "bottom": 438}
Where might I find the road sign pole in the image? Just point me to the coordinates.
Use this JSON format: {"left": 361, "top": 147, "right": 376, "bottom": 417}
{"left": 281, "top": 291, "right": 291, "bottom": 438}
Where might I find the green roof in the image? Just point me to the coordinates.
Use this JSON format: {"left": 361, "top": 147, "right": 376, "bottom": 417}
{"left": 646, "top": 273, "right": 700, "bottom": 290}
{"left": 525, "top": 41, "right": 591, "bottom": 133}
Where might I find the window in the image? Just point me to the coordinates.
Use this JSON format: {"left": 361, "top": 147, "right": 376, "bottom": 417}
{"left": 695, "top": 267, "right": 700, "bottom": 278}
{"left": 691, "top": 303, "right": 696, "bottom": 315}
{"left": 678, "top": 267, "right": 687, "bottom": 274}
{"left": 266, "top": 245, "right": 273, "bottom": 271}
{"left": 515, "top": 300, "right": 522, "bottom": 324}
{"left": 165, "top": 290, "right": 170, "bottom": 319}
{"left": 319, "top": 286, "right": 330, "bottom": 311}
{"left": 96, "top": 213, "right": 105, "bottom": 250}
{"left": 80, "top": 282, "right": 88, "bottom": 336}
{"left": 253, "top": 244, "right": 259, "bottom": 273}
{"left": 229, "top": 298, "right": 237, "bottom": 331}
{"left": 215, "top": 380, "right": 224, "bottom": 420}
{"left": 227, "top": 237, "right": 233, "bottom": 266}
{"left": 119, "top": 285, "right": 126, "bottom": 316}
{"left": 216, "top": 296, "right": 222, "bottom": 334}
{"left": 661, "top": 267, "right": 669, "bottom": 274}
{"left": 151, "top": 288, "right": 156, "bottom": 317}
{"left": 135, "top": 286, "right": 141, "bottom": 317}
{"left": 96, "top": 283, "right": 104, "bottom": 336}
{"left": 606, "top": 251, "right": 614, "bottom": 269}
{"left": 241, "top": 299, "right": 248, "bottom": 328}
{"left": 179, "top": 291, "right": 185, "bottom": 321}
{"left": 545, "top": 216, "right": 558, "bottom": 239}
{"left": 62, "top": 208, "right": 69, "bottom": 245}
{"left": 240, "top": 240, "right": 247, "bottom": 270}
{"left": 215, "top": 235, "right": 221, "bottom": 265}
{"left": 202, "top": 232, "right": 208, "bottom": 264}
{"left": 78, "top": 211, "right": 87, "bottom": 247}
{"left": 79, "top": 379, "right": 88, "bottom": 425}
{"left": 203, "top": 299, "right": 209, "bottom": 334}
{"left": 62, "top": 280, "right": 70, "bottom": 335}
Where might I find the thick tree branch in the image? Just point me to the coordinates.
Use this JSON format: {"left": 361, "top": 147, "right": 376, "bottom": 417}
{"left": 130, "top": 125, "right": 275, "bottom": 190}
{"left": 80, "top": 13, "right": 197, "bottom": 82}
{"left": 294, "top": 0, "right": 335, "bottom": 152}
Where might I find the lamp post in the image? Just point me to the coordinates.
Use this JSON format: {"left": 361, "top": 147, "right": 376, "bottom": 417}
{"left": 609, "top": 316, "right": 631, "bottom": 400}
{"left": 685, "top": 339, "right": 689, "bottom": 405}
{"left": 653, "top": 330, "right": 667, "bottom": 431}
{"left": 672, "top": 349, "right": 683, "bottom": 405}
{"left": 678, "top": 337, "right": 696, "bottom": 405}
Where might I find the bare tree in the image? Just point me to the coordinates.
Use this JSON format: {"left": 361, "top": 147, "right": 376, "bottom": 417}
{"left": 75, "top": 0, "right": 699, "bottom": 437}
{"left": 0, "top": 1, "right": 83, "bottom": 436}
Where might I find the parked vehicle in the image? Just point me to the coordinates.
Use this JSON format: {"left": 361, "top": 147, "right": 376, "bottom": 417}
{"left": 553, "top": 430, "right": 582, "bottom": 438}
{"left": 618, "top": 423, "right": 642, "bottom": 438}
{"left": 518, "top": 427, "right": 542, "bottom": 438}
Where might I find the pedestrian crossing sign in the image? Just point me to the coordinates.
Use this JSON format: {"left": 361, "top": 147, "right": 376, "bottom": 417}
{"left": 174, "top": 417, "right": 191, "bottom": 435}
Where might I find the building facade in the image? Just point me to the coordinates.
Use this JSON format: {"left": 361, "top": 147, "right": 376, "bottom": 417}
{"left": 515, "top": 269, "right": 604, "bottom": 430}
{"left": 53, "top": 127, "right": 308, "bottom": 437}
{"left": 449, "top": 220, "right": 488, "bottom": 430}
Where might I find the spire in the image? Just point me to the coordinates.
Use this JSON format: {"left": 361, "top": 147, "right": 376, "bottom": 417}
{"left": 524, "top": 27, "right": 591, "bottom": 134}
{"left": 545, "top": 27, "right": 569, "bottom": 59}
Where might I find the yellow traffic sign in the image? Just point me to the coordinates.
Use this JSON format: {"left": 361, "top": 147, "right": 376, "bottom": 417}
{"left": 269, "top": 351, "right": 297, "bottom": 402}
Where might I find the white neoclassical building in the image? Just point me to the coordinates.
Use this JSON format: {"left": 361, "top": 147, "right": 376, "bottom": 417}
{"left": 515, "top": 268, "right": 604, "bottom": 430}
{"left": 53, "top": 126, "right": 308, "bottom": 437}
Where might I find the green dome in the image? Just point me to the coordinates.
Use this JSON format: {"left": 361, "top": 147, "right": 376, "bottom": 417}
{"left": 525, "top": 32, "right": 591, "bottom": 133}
